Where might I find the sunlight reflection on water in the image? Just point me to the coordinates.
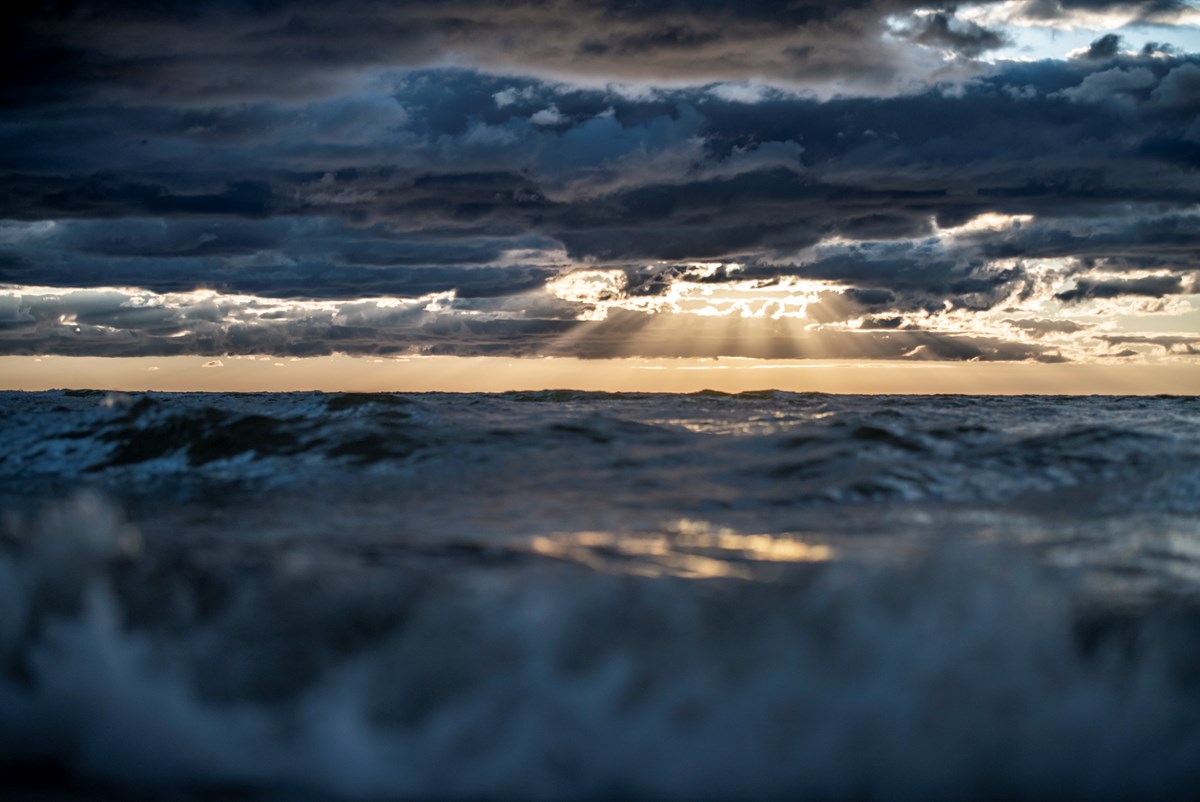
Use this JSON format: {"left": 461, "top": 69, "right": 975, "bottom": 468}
{"left": 530, "top": 518, "right": 835, "bottom": 579}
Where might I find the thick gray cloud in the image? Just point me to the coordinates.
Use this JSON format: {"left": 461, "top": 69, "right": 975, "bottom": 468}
{"left": 911, "top": 13, "right": 1011, "bottom": 57}
{"left": 1055, "top": 274, "right": 1189, "bottom": 302}
{"left": 9, "top": 2, "right": 1189, "bottom": 107}
{"left": 1022, "top": 0, "right": 1196, "bottom": 22}
{"left": 4, "top": 60, "right": 1198, "bottom": 213}
{"left": 1152, "top": 61, "right": 1200, "bottom": 106}
{"left": 2, "top": 1, "right": 1015, "bottom": 106}
{"left": 1083, "top": 34, "right": 1124, "bottom": 59}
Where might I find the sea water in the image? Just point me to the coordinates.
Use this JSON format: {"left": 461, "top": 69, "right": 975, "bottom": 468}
{"left": 1, "top": 390, "right": 1199, "bottom": 799}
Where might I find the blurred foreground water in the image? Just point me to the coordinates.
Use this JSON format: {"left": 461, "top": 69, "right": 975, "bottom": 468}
{"left": 2, "top": 390, "right": 1200, "bottom": 800}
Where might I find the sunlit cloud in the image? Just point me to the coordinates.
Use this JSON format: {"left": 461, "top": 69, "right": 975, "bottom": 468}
{"left": 958, "top": 1, "right": 1200, "bottom": 32}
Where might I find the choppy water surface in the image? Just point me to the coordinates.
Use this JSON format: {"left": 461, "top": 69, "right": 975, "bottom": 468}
{"left": 2, "top": 390, "right": 1200, "bottom": 800}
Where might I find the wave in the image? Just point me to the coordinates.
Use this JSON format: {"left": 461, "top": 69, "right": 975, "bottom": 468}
{"left": 4, "top": 392, "right": 1198, "bottom": 497}
{"left": 3, "top": 392, "right": 1200, "bottom": 798}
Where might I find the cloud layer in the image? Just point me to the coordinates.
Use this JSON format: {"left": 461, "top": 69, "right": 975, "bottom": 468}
{"left": 2, "top": 3, "right": 1198, "bottom": 363}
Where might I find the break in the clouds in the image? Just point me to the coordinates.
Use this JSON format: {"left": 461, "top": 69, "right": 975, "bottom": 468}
{"left": 2, "top": 2, "right": 1199, "bottom": 364}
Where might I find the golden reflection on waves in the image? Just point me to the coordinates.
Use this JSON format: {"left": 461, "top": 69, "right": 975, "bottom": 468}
{"left": 529, "top": 518, "right": 835, "bottom": 579}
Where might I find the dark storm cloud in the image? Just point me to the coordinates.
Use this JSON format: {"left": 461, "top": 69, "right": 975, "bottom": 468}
{"left": 0, "top": 174, "right": 277, "bottom": 219}
{"left": 911, "top": 13, "right": 1011, "bottom": 57}
{"left": 1083, "top": 33, "right": 1124, "bottom": 59}
{"left": 969, "top": 212, "right": 1200, "bottom": 269}
{"left": 3, "top": 0, "right": 1015, "bottom": 107}
{"left": 11, "top": 1, "right": 1189, "bottom": 108}
{"left": 1022, "top": 0, "right": 1195, "bottom": 21}
{"left": 5, "top": 56, "right": 1199, "bottom": 263}
{"left": 1056, "top": 274, "right": 1189, "bottom": 301}
{"left": 0, "top": 217, "right": 562, "bottom": 299}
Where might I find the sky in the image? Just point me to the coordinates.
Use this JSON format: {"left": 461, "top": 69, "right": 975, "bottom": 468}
{"left": 2, "top": 0, "right": 1199, "bottom": 392}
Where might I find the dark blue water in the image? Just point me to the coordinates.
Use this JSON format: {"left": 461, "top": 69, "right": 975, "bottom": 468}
{"left": 2, "top": 391, "right": 1200, "bottom": 800}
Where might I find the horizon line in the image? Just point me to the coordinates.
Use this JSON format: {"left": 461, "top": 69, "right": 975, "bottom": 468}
{"left": 2, "top": 355, "right": 1198, "bottom": 395}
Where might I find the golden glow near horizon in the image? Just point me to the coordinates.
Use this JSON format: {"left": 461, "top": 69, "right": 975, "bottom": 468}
{"left": 1, "top": 354, "right": 1197, "bottom": 394}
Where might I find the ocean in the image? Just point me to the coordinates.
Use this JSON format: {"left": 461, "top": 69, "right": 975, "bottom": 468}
{"left": 2, "top": 390, "right": 1199, "bottom": 800}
